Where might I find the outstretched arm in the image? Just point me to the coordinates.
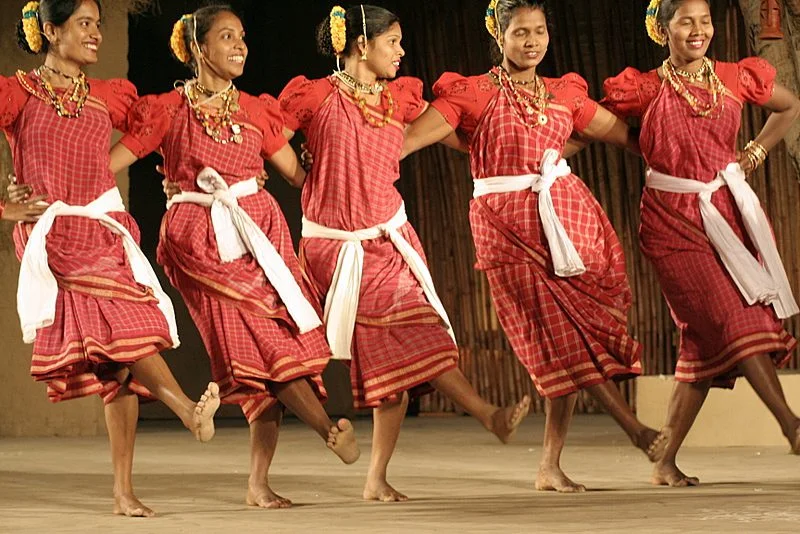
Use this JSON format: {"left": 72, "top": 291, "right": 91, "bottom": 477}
{"left": 109, "top": 143, "right": 140, "bottom": 175}
{"left": 402, "top": 106, "right": 457, "bottom": 160}
{"left": 267, "top": 143, "right": 306, "bottom": 189}
{"left": 578, "top": 105, "right": 640, "bottom": 156}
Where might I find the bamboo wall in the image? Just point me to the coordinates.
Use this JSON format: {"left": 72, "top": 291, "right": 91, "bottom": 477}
{"left": 395, "top": 0, "right": 800, "bottom": 414}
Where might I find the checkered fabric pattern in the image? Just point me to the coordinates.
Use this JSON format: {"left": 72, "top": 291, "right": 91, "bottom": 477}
{"left": 622, "top": 60, "right": 797, "bottom": 386}
{"left": 435, "top": 73, "right": 642, "bottom": 399}
{"left": 123, "top": 90, "right": 330, "bottom": 420}
{"left": 281, "top": 76, "right": 459, "bottom": 408}
{"left": 3, "top": 74, "right": 170, "bottom": 403}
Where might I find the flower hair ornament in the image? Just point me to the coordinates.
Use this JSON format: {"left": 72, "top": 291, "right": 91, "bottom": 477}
{"left": 22, "top": 1, "right": 43, "bottom": 53}
{"left": 329, "top": 5, "right": 346, "bottom": 70}
{"left": 645, "top": 0, "right": 667, "bottom": 46}
{"left": 170, "top": 14, "right": 193, "bottom": 64}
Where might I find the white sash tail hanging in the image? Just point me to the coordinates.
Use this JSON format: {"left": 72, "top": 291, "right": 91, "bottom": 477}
{"left": 473, "top": 148, "right": 585, "bottom": 277}
{"left": 646, "top": 163, "right": 798, "bottom": 319}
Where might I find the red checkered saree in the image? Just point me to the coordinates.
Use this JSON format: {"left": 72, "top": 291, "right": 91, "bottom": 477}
{"left": 1, "top": 72, "right": 170, "bottom": 403}
{"left": 120, "top": 90, "right": 329, "bottom": 422}
{"left": 602, "top": 58, "right": 796, "bottom": 387}
{"left": 431, "top": 72, "right": 642, "bottom": 399}
{"left": 279, "top": 76, "right": 458, "bottom": 409}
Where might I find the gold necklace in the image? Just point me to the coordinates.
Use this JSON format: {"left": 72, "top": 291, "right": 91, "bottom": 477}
{"left": 670, "top": 57, "right": 711, "bottom": 83}
{"left": 17, "top": 68, "right": 89, "bottom": 118}
{"left": 662, "top": 57, "right": 725, "bottom": 118}
{"left": 185, "top": 80, "right": 243, "bottom": 144}
{"left": 492, "top": 66, "right": 549, "bottom": 128}
{"left": 333, "top": 70, "right": 384, "bottom": 95}
{"left": 353, "top": 85, "right": 395, "bottom": 128}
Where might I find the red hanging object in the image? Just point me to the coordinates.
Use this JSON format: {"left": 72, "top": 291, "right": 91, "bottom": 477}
{"left": 759, "top": 0, "right": 784, "bottom": 40}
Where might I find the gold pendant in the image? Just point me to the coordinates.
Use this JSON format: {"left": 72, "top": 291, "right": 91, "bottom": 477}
{"left": 233, "top": 134, "right": 243, "bottom": 144}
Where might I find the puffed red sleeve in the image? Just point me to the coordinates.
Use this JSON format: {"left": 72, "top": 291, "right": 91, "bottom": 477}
{"left": 278, "top": 76, "right": 330, "bottom": 133}
{"left": 601, "top": 67, "right": 650, "bottom": 118}
{"left": 118, "top": 92, "right": 175, "bottom": 158}
{"left": 736, "top": 57, "right": 776, "bottom": 106}
{"left": 431, "top": 72, "right": 476, "bottom": 129}
{"left": 558, "top": 73, "right": 599, "bottom": 132}
{"left": 254, "top": 93, "right": 290, "bottom": 158}
{"left": 390, "top": 76, "right": 427, "bottom": 123}
{"left": 0, "top": 74, "right": 31, "bottom": 131}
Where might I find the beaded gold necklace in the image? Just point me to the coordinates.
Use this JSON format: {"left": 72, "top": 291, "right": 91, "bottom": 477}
{"left": 185, "top": 80, "right": 243, "bottom": 144}
{"left": 334, "top": 71, "right": 395, "bottom": 128}
{"left": 662, "top": 57, "right": 725, "bottom": 119}
{"left": 16, "top": 67, "right": 89, "bottom": 118}
{"left": 492, "top": 66, "right": 549, "bottom": 128}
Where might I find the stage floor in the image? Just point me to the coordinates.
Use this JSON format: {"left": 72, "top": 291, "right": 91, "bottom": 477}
{"left": 1, "top": 415, "right": 798, "bottom": 533}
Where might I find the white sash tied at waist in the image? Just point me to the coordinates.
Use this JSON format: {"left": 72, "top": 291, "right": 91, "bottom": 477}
{"left": 473, "top": 148, "right": 585, "bottom": 277}
{"left": 168, "top": 167, "right": 322, "bottom": 334}
{"left": 17, "top": 187, "right": 180, "bottom": 346}
{"left": 301, "top": 203, "right": 456, "bottom": 360}
{"left": 646, "top": 163, "right": 798, "bottom": 319}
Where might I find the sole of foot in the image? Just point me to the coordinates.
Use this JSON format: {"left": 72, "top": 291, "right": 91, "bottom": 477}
{"left": 327, "top": 418, "right": 360, "bottom": 464}
{"left": 644, "top": 429, "right": 670, "bottom": 463}
{"left": 494, "top": 395, "right": 532, "bottom": 444}
{"left": 193, "top": 382, "right": 221, "bottom": 443}
{"left": 535, "top": 467, "right": 587, "bottom": 493}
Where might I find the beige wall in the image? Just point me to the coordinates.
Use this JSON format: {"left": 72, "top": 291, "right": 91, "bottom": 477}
{"left": 0, "top": 4, "right": 130, "bottom": 437}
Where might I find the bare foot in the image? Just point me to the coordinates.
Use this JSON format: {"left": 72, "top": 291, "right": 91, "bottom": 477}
{"left": 490, "top": 395, "right": 531, "bottom": 444}
{"left": 637, "top": 428, "right": 669, "bottom": 463}
{"left": 535, "top": 465, "right": 587, "bottom": 493}
{"left": 193, "top": 382, "right": 221, "bottom": 443}
{"left": 113, "top": 493, "right": 155, "bottom": 518}
{"left": 787, "top": 421, "right": 800, "bottom": 455}
{"left": 651, "top": 461, "right": 700, "bottom": 487}
{"left": 246, "top": 483, "right": 292, "bottom": 509}
{"left": 327, "top": 418, "right": 360, "bottom": 464}
{"left": 363, "top": 479, "right": 409, "bottom": 502}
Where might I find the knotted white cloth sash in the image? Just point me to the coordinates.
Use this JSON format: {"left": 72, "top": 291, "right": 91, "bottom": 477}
{"left": 18, "top": 187, "right": 180, "bottom": 346}
{"left": 473, "top": 148, "right": 585, "bottom": 277}
{"left": 168, "top": 167, "right": 322, "bottom": 333}
{"left": 301, "top": 203, "right": 456, "bottom": 360}
{"left": 646, "top": 163, "right": 798, "bottom": 319}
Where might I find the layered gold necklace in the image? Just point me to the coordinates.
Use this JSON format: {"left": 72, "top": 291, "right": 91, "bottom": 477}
{"left": 17, "top": 65, "right": 89, "bottom": 118}
{"left": 185, "top": 80, "right": 243, "bottom": 144}
{"left": 492, "top": 65, "right": 549, "bottom": 128}
{"left": 662, "top": 57, "right": 725, "bottom": 118}
{"left": 333, "top": 70, "right": 394, "bottom": 128}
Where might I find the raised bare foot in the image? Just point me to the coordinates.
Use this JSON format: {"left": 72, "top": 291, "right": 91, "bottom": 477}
{"left": 788, "top": 423, "right": 800, "bottom": 455}
{"left": 491, "top": 395, "right": 531, "bottom": 444}
{"left": 326, "top": 418, "right": 360, "bottom": 464}
{"left": 113, "top": 493, "right": 155, "bottom": 518}
{"left": 363, "top": 479, "right": 409, "bottom": 502}
{"left": 651, "top": 461, "right": 700, "bottom": 487}
{"left": 246, "top": 483, "right": 292, "bottom": 509}
{"left": 535, "top": 465, "right": 587, "bottom": 493}
{"left": 637, "top": 428, "right": 669, "bottom": 463}
{"left": 193, "top": 382, "right": 221, "bottom": 443}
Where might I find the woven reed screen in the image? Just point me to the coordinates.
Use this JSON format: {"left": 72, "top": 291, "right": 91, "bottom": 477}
{"left": 393, "top": 0, "right": 800, "bottom": 414}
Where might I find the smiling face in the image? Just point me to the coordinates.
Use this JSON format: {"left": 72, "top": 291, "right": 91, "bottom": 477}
{"left": 197, "top": 11, "right": 248, "bottom": 81}
{"left": 664, "top": 0, "right": 713, "bottom": 65}
{"left": 363, "top": 22, "right": 405, "bottom": 80}
{"left": 43, "top": 0, "right": 102, "bottom": 67}
{"left": 500, "top": 7, "right": 549, "bottom": 73}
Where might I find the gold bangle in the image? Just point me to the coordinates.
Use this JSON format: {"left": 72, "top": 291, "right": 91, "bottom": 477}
{"left": 743, "top": 140, "right": 767, "bottom": 169}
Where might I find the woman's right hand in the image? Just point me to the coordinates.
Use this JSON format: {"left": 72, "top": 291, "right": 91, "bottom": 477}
{"left": 7, "top": 179, "right": 32, "bottom": 204}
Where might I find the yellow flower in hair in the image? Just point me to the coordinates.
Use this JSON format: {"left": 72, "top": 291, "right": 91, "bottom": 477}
{"left": 22, "top": 1, "right": 43, "bottom": 53}
{"left": 330, "top": 6, "right": 347, "bottom": 55}
{"left": 485, "top": 0, "right": 499, "bottom": 39}
{"left": 170, "top": 14, "right": 192, "bottom": 64}
{"left": 645, "top": 0, "right": 667, "bottom": 46}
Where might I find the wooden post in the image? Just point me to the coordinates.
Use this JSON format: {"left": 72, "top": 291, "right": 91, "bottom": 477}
{"left": 759, "top": 0, "right": 785, "bottom": 39}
